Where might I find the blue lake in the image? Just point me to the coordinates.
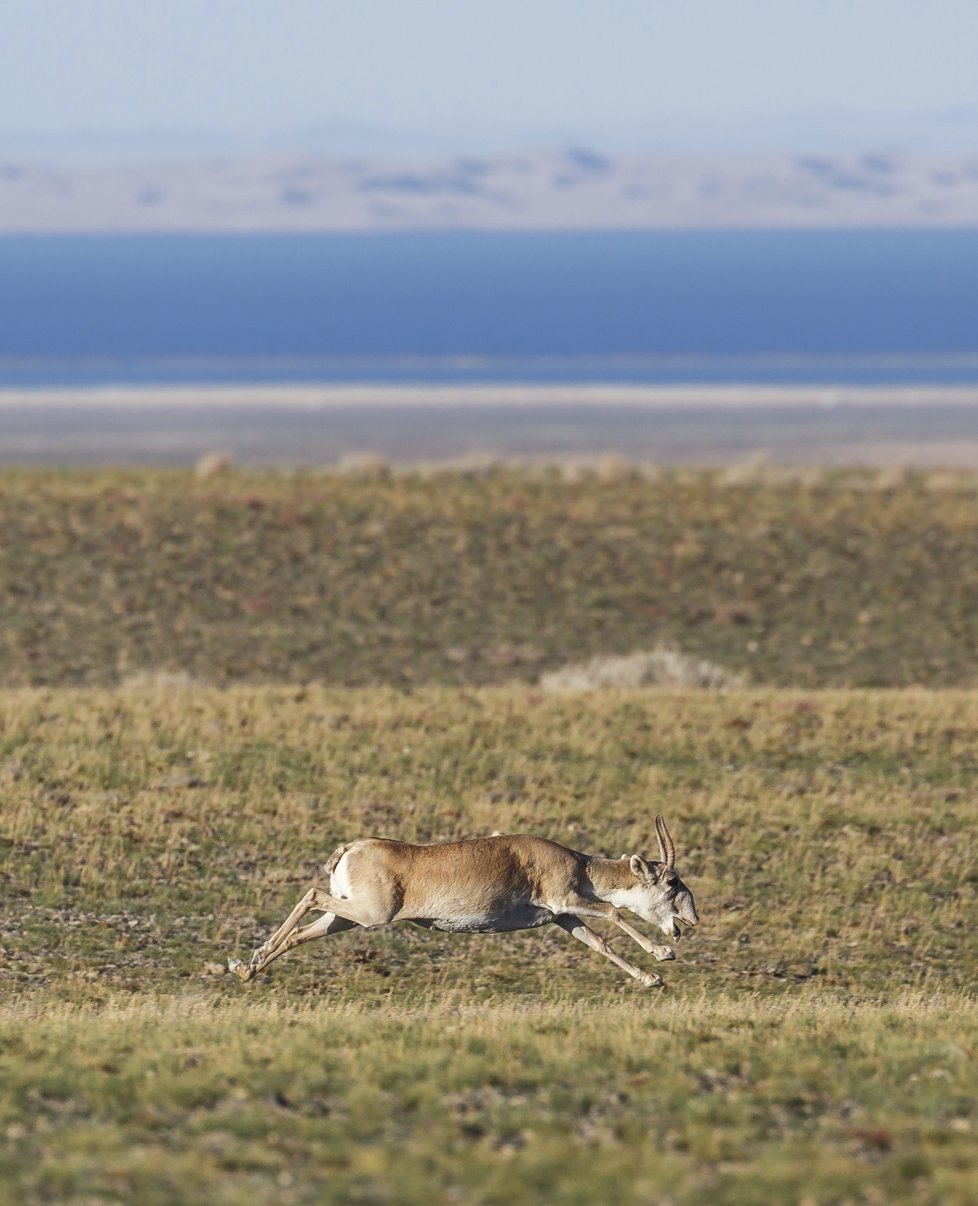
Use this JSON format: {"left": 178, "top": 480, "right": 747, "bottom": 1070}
{"left": 2, "top": 230, "right": 978, "bottom": 387}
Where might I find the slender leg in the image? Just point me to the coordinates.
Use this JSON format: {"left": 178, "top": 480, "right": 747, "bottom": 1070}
{"left": 554, "top": 914, "right": 663, "bottom": 988}
{"left": 253, "top": 887, "right": 321, "bottom": 955}
{"left": 231, "top": 912, "right": 357, "bottom": 980}
{"left": 228, "top": 887, "right": 378, "bottom": 981}
{"left": 566, "top": 900, "right": 675, "bottom": 961}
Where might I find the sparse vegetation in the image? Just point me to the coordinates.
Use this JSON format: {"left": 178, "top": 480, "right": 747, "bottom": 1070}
{"left": 2, "top": 466, "right": 978, "bottom": 1202}
{"left": 1, "top": 682, "right": 976, "bottom": 1202}
{"left": 3, "top": 992, "right": 975, "bottom": 1205}
{"left": 1, "top": 465, "right": 978, "bottom": 689}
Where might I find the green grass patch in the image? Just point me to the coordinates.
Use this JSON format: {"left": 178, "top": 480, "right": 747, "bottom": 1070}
{"left": 1, "top": 995, "right": 975, "bottom": 1205}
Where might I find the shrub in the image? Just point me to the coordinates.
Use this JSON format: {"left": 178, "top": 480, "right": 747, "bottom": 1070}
{"left": 540, "top": 647, "right": 747, "bottom": 692}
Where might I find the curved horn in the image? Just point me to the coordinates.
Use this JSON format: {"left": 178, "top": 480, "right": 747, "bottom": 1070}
{"left": 655, "top": 814, "right": 675, "bottom": 868}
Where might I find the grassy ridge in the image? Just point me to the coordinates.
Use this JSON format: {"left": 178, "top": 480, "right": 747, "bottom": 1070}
{"left": 1, "top": 684, "right": 977, "bottom": 1202}
{"left": 3, "top": 466, "right": 978, "bottom": 688}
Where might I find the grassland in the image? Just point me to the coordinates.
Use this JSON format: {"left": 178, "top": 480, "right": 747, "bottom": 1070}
{"left": 3, "top": 465, "right": 978, "bottom": 689}
{"left": 1, "top": 683, "right": 976, "bottom": 1203}
{"left": 2, "top": 465, "right": 978, "bottom": 1202}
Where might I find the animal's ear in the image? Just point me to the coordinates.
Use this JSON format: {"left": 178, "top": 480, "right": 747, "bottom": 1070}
{"left": 629, "top": 854, "right": 652, "bottom": 881}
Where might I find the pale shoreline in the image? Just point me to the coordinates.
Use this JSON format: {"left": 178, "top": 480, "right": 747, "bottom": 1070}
{"left": 3, "top": 384, "right": 978, "bottom": 468}
{"left": 5, "top": 383, "right": 978, "bottom": 409}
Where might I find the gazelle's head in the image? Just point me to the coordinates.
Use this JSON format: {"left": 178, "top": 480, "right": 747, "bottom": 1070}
{"left": 619, "top": 815, "right": 699, "bottom": 939}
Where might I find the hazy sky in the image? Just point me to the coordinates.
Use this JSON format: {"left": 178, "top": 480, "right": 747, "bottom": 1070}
{"left": 3, "top": 0, "right": 978, "bottom": 151}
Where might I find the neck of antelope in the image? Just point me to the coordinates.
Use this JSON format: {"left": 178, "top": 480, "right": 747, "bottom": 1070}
{"left": 585, "top": 857, "right": 642, "bottom": 901}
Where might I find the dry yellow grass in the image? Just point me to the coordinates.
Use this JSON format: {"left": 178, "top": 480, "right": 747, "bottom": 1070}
{"left": 0, "top": 683, "right": 974, "bottom": 993}
{"left": 1, "top": 988, "right": 976, "bottom": 1203}
{"left": 1, "top": 683, "right": 976, "bottom": 1202}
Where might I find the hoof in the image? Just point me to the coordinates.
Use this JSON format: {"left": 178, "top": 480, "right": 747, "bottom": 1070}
{"left": 228, "top": 958, "right": 255, "bottom": 981}
{"left": 640, "top": 972, "right": 664, "bottom": 989}
{"left": 652, "top": 946, "right": 676, "bottom": 962}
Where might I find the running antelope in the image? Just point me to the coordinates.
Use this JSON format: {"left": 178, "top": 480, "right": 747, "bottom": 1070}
{"left": 228, "top": 815, "right": 698, "bottom": 988}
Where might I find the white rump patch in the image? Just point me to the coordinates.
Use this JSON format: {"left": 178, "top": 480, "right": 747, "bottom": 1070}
{"left": 330, "top": 850, "right": 354, "bottom": 899}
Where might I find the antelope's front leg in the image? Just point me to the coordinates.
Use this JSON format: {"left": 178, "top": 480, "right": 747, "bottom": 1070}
{"left": 611, "top": 920, "right": 675, "bottom": 962}
{"left": 570, "top": 901, "right": 675, "bottom": 962}
{"left": 554, "top": 914, "right": 664, "bottom": 988}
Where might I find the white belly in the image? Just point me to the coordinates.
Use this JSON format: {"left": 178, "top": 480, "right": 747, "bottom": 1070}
{"left": 421, "top": 905, "right": 554, "bottom": 934}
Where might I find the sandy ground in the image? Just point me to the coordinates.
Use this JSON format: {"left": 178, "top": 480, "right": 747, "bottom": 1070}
{"left": 4, "top": 384, "right": 978, "bottom": 409}
{"left": 1, "top": 384, "right": 978, "bottom": 467}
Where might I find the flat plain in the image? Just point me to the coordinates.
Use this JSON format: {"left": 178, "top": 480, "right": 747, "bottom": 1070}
{"left": 5, "top": 387, "right": 978, "bottom": 467}
{"left": 4, "top": 464, "right": 978, "bottom": 689}
{"left": 1, "top": 468, "right": 977, "bottom": 1203}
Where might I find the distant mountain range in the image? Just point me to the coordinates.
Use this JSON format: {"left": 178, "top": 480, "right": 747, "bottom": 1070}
{"left": 2, "top": 148, "right": 978, "bottom": 232}
{"left": 5, "top": 106, "right": 978, "bottom": 161}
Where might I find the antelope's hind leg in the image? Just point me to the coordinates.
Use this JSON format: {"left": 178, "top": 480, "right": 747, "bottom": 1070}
{"left": 229, "top": 887, "right": 362, "bottom": 981}
{"left": 244, "top": 911, "right": 357, "bottom": 979}
{"left": 554, "top": 914, "right": 664, "bottom": 989}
